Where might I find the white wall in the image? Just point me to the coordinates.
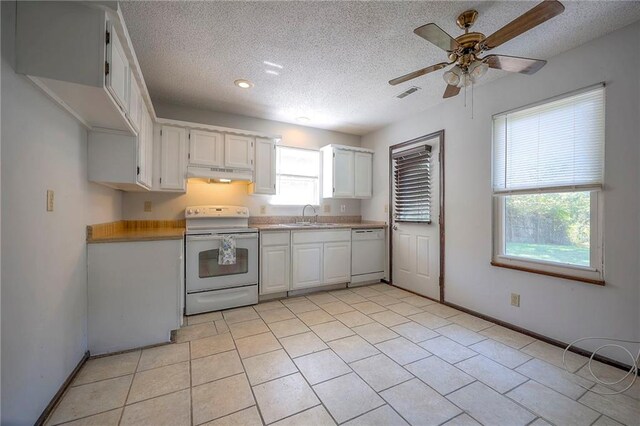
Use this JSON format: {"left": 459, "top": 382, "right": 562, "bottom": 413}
{"left": 1, "top": 2, "right": 123, "bottom": 423}
{"left": 362, "top": 21, "right": 640, "bottom": 362}
{"left": 122, "top": 102, "right": 363, "bottom": 219}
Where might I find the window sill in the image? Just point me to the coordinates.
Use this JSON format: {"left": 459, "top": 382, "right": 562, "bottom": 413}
{"left": 491, "top": 261, "right": 605, "bottom": 286}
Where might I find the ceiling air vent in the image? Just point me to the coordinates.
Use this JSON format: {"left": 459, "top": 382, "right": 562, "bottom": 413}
{"left": 396, "top": 86, "right": 421, "bottom": 99}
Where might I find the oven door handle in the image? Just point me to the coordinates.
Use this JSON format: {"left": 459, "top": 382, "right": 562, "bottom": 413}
{"left": 187, "top": 234, "right": 258, "bottom": 241}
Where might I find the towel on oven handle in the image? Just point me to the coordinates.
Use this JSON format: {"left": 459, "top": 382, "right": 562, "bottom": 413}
{"left": 218, "top": 235, "right": 237, "bottom": 265}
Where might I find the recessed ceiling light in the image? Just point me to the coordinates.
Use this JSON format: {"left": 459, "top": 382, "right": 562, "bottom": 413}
{"left": 265, "top": 70, "right": 279, "bottom": 76}
{"left": 296, "top": 116, "right": 310, "bottom": 123}
{"left": 234, "top": 79, "right": 253, "bottom": 89}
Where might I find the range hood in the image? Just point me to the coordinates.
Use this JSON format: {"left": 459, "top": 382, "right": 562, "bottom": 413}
{"left": 187, "top": 166, "right": 253, "bottom": 183}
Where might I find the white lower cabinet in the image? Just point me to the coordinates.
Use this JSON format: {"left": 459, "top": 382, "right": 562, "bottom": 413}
{"left": 290, "top": 230, "right": 352, "bottom": 290}
{"left": 260, "top": 231, "right": 290, "bottom": 295}
{"left": 292, "top": 243, "right": 324, "bottom": 290}
{"left": 87, "top": 239, "right": 183, "bottom": 355}
{"left": 323, "top": 241, "right": 351, "bottom": 284}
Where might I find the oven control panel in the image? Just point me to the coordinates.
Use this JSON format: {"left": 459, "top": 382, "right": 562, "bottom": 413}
{"left": 185, "top": 205, "right": 250, "bottom": 218}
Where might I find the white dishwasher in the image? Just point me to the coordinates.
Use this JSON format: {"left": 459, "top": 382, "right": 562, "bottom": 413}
{"left": 350, "top": 228, "right": 386, "bottom": 285}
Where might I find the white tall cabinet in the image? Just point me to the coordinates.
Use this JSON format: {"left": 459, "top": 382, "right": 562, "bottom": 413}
{"left": 321, "top": 145, "right": 373, "bottom": 199}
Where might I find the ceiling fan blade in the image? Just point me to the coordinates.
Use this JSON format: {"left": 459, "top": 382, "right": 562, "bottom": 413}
{"left": 484, "top": 54, "right": 547, "bottom": 75}
{"left": 483, "top": 0, "right": 565, "bottom": 50}
{"left": 414, "top": 23, "right": 460, "bottom": 52}
{"left": 443, "top": 84, "right": 460, "bottom": 98}
{"left": 389, "top": 62, "right": 449, "bottom": 86}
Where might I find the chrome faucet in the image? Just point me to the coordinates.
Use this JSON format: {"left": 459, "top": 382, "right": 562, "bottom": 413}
{"left": 302, "top": 204, "right": 317, "bottom": 223}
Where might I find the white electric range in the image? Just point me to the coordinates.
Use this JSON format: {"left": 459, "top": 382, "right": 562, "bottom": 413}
{"left": 184, "top": 205, "right": 258, "bottom": 315}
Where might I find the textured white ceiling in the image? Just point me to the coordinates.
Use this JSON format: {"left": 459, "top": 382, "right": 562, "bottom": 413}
{"left": 121, "top": 1, "right": 640, "bottom": 135}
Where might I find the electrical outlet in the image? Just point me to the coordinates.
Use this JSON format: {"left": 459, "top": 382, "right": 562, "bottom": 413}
{"left": 323, "top": 204, "right": 331, "bottom": 213}
{"left": 340, "top": 204, "right": 346, "bottom": 213}
{"left": 260, "top": 205, "right": 267, "bottom": 214}
{"left": 46, "top": 190, "right": 54, "bottom": 212}
{"left": 384, "top": 204, "right": 389, "bottom": 213}
{"left": 143, "top": 201, "right": 152, "bottom": 212}
{"left": 510, "top": 293, "right": 520, "bottom": 307}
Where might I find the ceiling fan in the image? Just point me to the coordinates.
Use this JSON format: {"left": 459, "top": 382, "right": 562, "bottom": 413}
{"left": 389, "top": 0, "right": 565, "bottom": 98}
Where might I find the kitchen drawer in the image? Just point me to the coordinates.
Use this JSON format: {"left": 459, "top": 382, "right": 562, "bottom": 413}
{"left": 261, "top": 231, "right": 290, "bottom": 246}
{"left": 292, "top": 229, "right": 351, "bottom": 244}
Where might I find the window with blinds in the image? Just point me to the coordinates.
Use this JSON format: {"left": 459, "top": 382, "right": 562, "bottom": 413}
{"left": 393, "top": 144, "right": 431, "bottom": 223}
{"left": 491, "top": 84, "right": 605, "bottom": 281}
{"left": 492, "top": 85, "right": 605, "bottom": 194}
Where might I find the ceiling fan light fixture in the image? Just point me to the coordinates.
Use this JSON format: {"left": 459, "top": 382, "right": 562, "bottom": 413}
{"left": 469, "top": 61, "right": 489, "bottom": 80}
{"left": 443, "top": 66, "right": 462, "bottom": 86}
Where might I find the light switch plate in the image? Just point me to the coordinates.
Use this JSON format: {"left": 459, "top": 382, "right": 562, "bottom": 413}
{"left": 46, "top": 190, "right": 54, "bottom": 212}
{"left": 143, "top": 201, "right": 152, "bottom": 212}
{"left": 340, "top": 205, "right": 346, "bottom": 213}
{"left": 510, "top": 293, "right": 520, "bottom": 307}
{"left": 260, "top": 205, "right": 267, "bottom": 214}
{"left": 384, "top": 204, "right": 389, "bottom": 213}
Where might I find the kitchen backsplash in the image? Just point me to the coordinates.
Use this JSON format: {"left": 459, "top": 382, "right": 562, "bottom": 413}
{"left": 249, "top": 215, "right": 361, "bottom": 225}
{"left": 122, "top": 180, "right": 362, "bottom": 220}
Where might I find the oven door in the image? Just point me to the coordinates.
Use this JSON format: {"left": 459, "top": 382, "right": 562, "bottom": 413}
{"left": 186, "top": 232, "right": 258, "bottom": 292}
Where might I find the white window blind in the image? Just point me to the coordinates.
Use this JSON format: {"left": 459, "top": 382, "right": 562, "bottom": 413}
{"left": 393, "top": 145, "right": 431, "bottom": 223}
{"left": 493, "top": 85, "right": 605, "bottom": 194}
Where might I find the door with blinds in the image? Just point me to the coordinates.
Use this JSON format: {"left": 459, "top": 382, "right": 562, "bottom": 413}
{"left": 390, "top": 132, "right": 442, "bottom": 299}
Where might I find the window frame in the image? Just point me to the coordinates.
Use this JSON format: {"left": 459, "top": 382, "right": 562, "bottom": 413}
{"left": 270, "top": 145, "right": 321, "bottom": 207}
{"left": 490, "top": 85, "right": 605, "bottom": 285}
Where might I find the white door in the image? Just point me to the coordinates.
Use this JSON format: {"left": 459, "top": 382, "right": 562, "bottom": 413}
{"left": 391, "top": 134, "right": 441, "bottom": 299}
{"left": 260, "top": 245, "right": 290, "bottom": 294}
{"left": 333, "top": 149, "right": 354, "bottom": 197}
{"left": 252, "top": 138, "right": 276, "bottom": 194}
{"left": 160, "top": 126, "right": 187, "bottom": 191}
{"left": 189, "top": 130, "right": 223, "bottom": 167}
{"left": 105, "top": 23, "right": 129, "bottom": 112}
{"left": 224, "top": 134, "right": 254, "bottom": 169}
{"left": 323, "top": 242, "right": 351, "bottom": 284}
{"left": 292, "top": 243, "right": 323, "bottom": 289}
{"left": 354, "top": 152, "right": 373, "bottom": 198}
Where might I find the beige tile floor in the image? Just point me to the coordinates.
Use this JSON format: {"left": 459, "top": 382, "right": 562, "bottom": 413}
{"left": 46, "top": 284, "right": 639, "bottom": 426}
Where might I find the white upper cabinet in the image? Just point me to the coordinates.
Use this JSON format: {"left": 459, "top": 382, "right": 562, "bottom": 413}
{"left": 354, "top": 152, "right": 373, "bottom": 198}
{"left": 189, "top": 130, "right": 224, "bottom": 167}
{"left": 160, "top": 126, "right": 188, "bottom": 191}
{"left": 321, "top": 145, "right": 373, "bottom": 199}
{"left": 128, "top": 72, "right": 142, "bottom": 132}
{"left": 15, "top": 2, "right": 142, "bottom": 133}
{"left": 333, "top": 149, "right": 355, "bottom": 198}
{"left": 105, "top": 24, "right": 130, "bottom": 113}
{"left": 224, "top": 135, "right": 254, "bottom": 169}
{"left": 249, "top": 138, "right": 276, "bottom": 195}
{"left": 137, "top": 102, "right": 153, "bottom": 188}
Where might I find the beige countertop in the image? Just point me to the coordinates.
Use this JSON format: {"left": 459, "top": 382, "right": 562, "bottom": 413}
{"left": 253, "top": 221, "right": 387, "bottom": 231}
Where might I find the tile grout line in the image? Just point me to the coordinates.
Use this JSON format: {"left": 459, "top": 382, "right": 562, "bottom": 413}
{"left": 189, "top": 340, "right": 194, "bottom": 426}
{"left": 234, "top": 334, "right": 268, "bottom": 426}
{"left": 118, "top": 349, "right": 142, "bottom": 425}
